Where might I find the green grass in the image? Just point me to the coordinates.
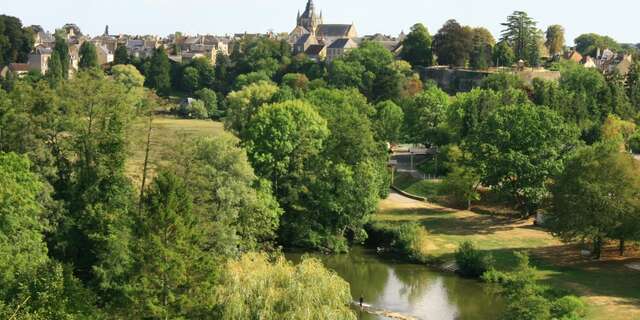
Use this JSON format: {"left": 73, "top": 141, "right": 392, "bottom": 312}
{"left": 375, "top": 193, "right": 640, "bottom": 320}
{"left": 126, "top": 115, "right": 225, "bottom": 186}
{"left": 392, "top": 173, "right": 445, "bottom": 199}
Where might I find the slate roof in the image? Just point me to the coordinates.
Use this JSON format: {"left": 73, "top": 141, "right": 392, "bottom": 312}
{"left": 295, "top": 34, "right": 313, "bottom": 46}
{"left": 328, "top": 38, "right": 356, "bottom": 49}
{"left": 305, "top": 44, "right": 325, "bottom": 55}
{"left": 316, "top": 24, "right": 353, "bottom": 38}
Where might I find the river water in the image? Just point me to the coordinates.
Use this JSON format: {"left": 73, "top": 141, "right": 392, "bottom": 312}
{"left": 287, "top": 247, "right": 504, "bottom": 320}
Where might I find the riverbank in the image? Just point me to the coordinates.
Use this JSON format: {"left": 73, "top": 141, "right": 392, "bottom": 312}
{"left": 374, "top": 191, "right": 640, "bottom": 320}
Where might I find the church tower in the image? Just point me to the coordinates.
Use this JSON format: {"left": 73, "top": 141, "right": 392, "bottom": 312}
{"left": 297, "top": 0, "right": 323, "bottom": 32}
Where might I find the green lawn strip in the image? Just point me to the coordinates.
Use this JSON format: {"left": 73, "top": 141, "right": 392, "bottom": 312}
{"left": 392, "top": 173, "right": 444, "bottom": 199}
{"left": 373, "top": 204, "right": 640, "bottom": 319}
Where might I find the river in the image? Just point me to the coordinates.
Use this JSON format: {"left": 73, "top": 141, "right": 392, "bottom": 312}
{"left": 287, "top": 247, "right": 504, "bottom": 320}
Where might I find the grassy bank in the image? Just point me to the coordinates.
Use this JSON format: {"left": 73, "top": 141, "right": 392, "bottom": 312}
{"left": 375, "top": 190, "right": 640, "bottom": 320}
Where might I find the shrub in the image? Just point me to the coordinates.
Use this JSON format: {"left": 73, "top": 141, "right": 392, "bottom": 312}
{"left": 177, "top": 99, "right": 208, "bottom": 119}
{"left": 366, "top": 222, "right": 430, "bottom": 263}
{"left": 551, "top": 296, "right": 586, "bottom": 320}
{"left": 454, "top": 241, "right": 493, "bottom": 278}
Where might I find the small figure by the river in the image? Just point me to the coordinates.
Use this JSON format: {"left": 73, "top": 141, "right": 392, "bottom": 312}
{"left": 359, "top": 295, "right": 364, "bottom": 308}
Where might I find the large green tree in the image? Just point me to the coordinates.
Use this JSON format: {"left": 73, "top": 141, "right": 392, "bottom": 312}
{"left": 492, "top": 41, "right": 515, "bottom": 67}
{"left": 548, "top": 143, "right": 640, "bottom": 258}
{"left": 469, "top": 103, "right": 579, "bottom": 216}
{"left": 470, "top": 27, "right": 495, "bottom": 70}
{"left": 373, "top": 100, "right": 404, "bottom": 143}
{"left": 129, "top": 170, "right": 218, "bottom": 318}
{"left": 53, "top": 34, "right": 70, "bottom": 79}
{"left": 545, "top": 24, "right": 565, "bottom": 56}
{"left": 145, "top": 47, "right": 171, "bottom": 95}
{"left": 400, "top": 23, "right": 433, "bottom": 68}
{"left": 114, "top": 45, "right": 129, "bottom": 65}
{"left": 574, "top": 33, "right": 621, "bottom": 57}
{"left": 0, "top": 152, "right": 96, "bottom": 319}
{"left": 79, "top": 41, "right": 99, "bottom": 69}
{"left": 500, "top": 11, "right": 539, "bottom": 64}
{"left": 0, "top": 15, "right": 34, "bottom": 66}
{"left": 327, "top": 41, "right": 404, "bottom": 102}
{"left": 433, "top": 19, "right": 473, "bottom": 67}
{"left": 402, "top": 85, "right": 451, "bottom": 145}
{"left": 224, "top": 81, "right": 279, "bottom": 139}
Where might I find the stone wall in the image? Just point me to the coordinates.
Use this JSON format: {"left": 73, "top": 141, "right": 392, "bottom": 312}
{"left": 418, "top": 66, "right": 561, "bottom": 94}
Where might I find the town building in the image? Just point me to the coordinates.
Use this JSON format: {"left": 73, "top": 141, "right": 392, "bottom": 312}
{"left": 289, "top": 0, "right": 358, "bottom": 61}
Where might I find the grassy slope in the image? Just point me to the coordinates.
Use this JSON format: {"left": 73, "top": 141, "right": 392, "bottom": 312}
{"left": 382, "top": 180, "right": 640, "bottom": 320}
{"left": 126, "top": 116, "right": 225, "bottom": 186}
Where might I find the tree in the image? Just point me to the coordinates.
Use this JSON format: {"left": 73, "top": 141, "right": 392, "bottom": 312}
{"left": 46, "top": 50, "right": 64, "bottom": 84}
{"left": 53, "top": 34, "right": 70, "bottom": 79}
{"left": 129, "top": 170, "right": 218, "bottom": 318}
{"left": 48, "top": 72, "right": 143, "bottom": 307}
{"left": 373, "top": 100, "right": 404, "bottom": 143}
{"left": 214, "top": 253, "right": 355, "bottom": 319}
{"left": 470, "top": 28, "right": 495, "bottom": 70}
{"left": 401, "top": 85, "right": 451, "bottom": 145}
{"left": 444, "top": 164, "right": 481, "bottom": 210}
{"left": 469, "top": 103, "right": 579, "bottom": 216}
{"left": 0, "top": 15, "right": 34, "bottom": 66}
{"left": 500, "top": 11, "right": 539, "bottom": 63}
{"left": 0, "top": 153, "right": 96, "bottom": 319}
{"left": 245, "top": 100, "right": 329, "bottom": 200}
{"left": 114, "top": 45, "right": 129, "bottom": 65}
{"left": 79, "top": 41, "right": 99, "bottom": 69}
{"left": 493, "top": 41, "right": 515, "bottom": 67}
{"left": 545, "top": 25, "right": 565, "bottom": 56}
{"left": 574, "top": 33, "right": 621, "bottom": 57}
{"left": 169, "top": 135, "right": 283, "bottom": 252}
{"left": 194, "top": 88, "right": 218, "bottom": 117}
{"left": 601, "top": 115, "right": 637, "bottom": 152}
{"left": 224, "top": 81, "right": 279, "bottom": 139}
{"left": 112, "top": 64, "right": 145, "bottom": 88}
{"left": 626, "top": 61, "right": 640, "bottom": 112}
{"left": 433, "top": 19, "right": 473, "bottom": 67}
{"left": 548, "top": 143, "right": 640, "bottom": 258}
{"left": 400, "top": 23, "right": 433, "bottom": 68}
{"left": 182, "top": 66, "right": 199, "bottom": 93}
{"left": 327, "top": 41, "right": 404, "bottom": 102}
{"left": 145, "top": 47, "right": 171, "bottom": 95}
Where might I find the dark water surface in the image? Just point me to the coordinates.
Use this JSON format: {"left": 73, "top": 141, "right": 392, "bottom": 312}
{"left": 286, "top": 247, "right": 504, "bottom": 320}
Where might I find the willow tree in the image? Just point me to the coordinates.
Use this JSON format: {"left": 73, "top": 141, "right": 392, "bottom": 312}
{"left": 214, "top": 253, "right": 355, "bottom": 320}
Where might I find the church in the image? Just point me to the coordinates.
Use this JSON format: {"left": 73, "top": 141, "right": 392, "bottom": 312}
{"left": 289, "top": 0, "right": 358, "bottom": 61}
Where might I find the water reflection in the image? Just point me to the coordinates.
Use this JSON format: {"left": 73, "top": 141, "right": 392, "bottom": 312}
{"left": 287, "top": 247, "right": 503, "bottom": 320}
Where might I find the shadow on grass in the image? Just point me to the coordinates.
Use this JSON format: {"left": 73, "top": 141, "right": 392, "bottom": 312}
{"left": 477, "top": 244, "right": 640, "bottom": 302}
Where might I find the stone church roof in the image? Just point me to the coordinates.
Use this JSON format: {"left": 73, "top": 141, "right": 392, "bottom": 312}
{"left": 316, "top": 24, "right": 354, "bottom": 38}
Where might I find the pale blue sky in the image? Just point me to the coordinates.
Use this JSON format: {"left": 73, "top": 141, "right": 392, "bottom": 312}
{"left": 2, "top": 0, "right": 638, "bottom": 44}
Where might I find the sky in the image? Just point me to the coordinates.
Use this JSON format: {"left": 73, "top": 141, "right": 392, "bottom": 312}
{"left": 2, "top": 0, "right": 639, "bottom": 44}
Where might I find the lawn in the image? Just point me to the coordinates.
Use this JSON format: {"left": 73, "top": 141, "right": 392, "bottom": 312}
{"left": 125, "top": 115, "right": 225, "bottom": 186}
{"left": 375, "top": 192, "right": 640, "bottom": 320}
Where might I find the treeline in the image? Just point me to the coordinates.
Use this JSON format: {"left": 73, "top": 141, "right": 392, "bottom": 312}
{"left": 0, "top": 65, "right": 359, "bottom": 318}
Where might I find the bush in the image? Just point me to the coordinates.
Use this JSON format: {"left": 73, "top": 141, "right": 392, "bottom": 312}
{"left": 551, "top": 296, "right": 586, "bottom": 320}
{"left": 454, "top": 241, "right": 493, "bottom": 278}
{"left": 177, "top": 99, "right": 208, "bottom": 119}
{"left": 366, "top": 222, "right": 430, "bottom": 263}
